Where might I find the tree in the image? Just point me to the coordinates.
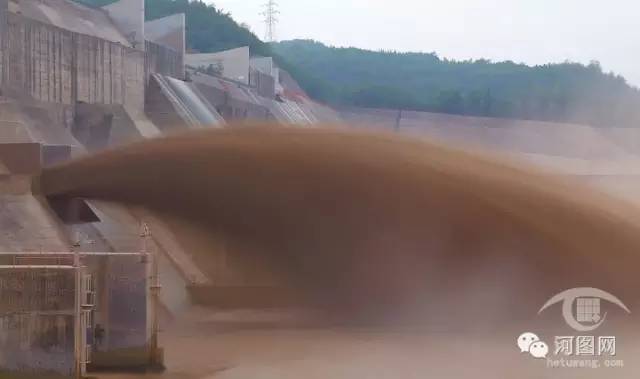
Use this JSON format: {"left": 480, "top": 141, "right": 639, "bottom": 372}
{"left": 272, "top": 40, "right": 640, "bottom": 126}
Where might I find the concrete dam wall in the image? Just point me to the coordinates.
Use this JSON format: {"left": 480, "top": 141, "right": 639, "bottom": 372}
{"left": 0, "top": 12, "right": 145, "bottom": 111}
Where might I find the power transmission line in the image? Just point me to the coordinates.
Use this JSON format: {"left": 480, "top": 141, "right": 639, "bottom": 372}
{"left": 261, "top": 0, "right": 279, "bottom": 42}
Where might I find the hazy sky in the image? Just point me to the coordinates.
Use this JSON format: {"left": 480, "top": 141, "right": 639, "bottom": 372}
{"left": 210, "top": 0, "right": 640, "bottom": 86}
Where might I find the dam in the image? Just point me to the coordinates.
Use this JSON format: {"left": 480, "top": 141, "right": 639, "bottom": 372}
{"left": 1, "top": 0, "right": 639, "bottom": 378}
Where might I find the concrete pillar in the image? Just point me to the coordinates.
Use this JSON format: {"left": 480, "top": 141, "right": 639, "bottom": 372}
{"left": 145, "top": 13, "right": 186, "bottom": 78}
{"left": 102, "top": 0, "right": 145, "bottom": 50}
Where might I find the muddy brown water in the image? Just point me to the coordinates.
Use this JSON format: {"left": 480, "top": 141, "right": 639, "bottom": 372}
{"left": 36, "top": 125, "right": 640, "bottom": 377}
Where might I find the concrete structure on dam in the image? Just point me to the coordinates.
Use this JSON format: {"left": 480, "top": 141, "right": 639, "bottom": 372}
{"left": 0, "top": 0, "right": 339, "bottom": 377}
{"left": 185, "top": 45, "right": 339, "bottom": 124}
{"left": 102, "top": 0, "right": 145, "bottom": 49}
{"left": 145, "top": 13, "right": 185, "bottom": 79}
{"left": 186, "top": 46, "right": 250, "bottom": 84}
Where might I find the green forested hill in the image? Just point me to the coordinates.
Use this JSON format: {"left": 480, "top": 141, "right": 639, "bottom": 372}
{"left": 272, "top": 40, "right": 640, "bottom": 126}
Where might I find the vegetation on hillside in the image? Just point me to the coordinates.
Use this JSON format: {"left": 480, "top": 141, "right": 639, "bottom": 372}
{"left": 273, "top": 40, "right": 640, "bottom": 126}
